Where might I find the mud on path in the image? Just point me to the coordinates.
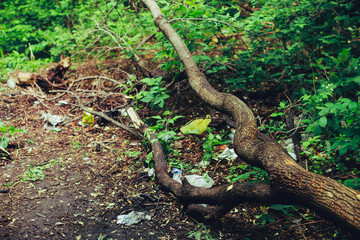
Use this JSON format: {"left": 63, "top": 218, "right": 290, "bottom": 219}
{"left": 0, "top": 85, "right": 195, "bottom": 239}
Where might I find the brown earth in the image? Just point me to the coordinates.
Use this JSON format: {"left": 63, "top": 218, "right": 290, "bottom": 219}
{"left": 0, "top": 60, "right": 352, "bottom": 240}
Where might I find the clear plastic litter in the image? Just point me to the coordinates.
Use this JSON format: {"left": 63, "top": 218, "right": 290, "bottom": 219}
{"left": 145, "top": 168, "right": 155, "bottom": 177}
{"left": 215, "top": 147, "right": 238, "bottom": 161}
{"left": 184, "top": 175, "right": 214, "bottom": 188}
{"left": 7, "top": 78, "right": 16, "bottom": 89}
{"left": 172, "top": 168, "right": 182, "bottom": 183}
{"left": 116, "top": 211, "right": 151, "bottom": 226}
{"left": 41, "top": 112, "right": 66, "bottom": 131}
{"left": 56, "top": 100, "right": 68, "bottom": 105}
{"left": 283, "top": 138, "right": 297, "bottom": 160}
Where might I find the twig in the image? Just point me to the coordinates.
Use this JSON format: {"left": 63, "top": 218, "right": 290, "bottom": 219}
{"left": 0, "top": 145, "right": 10, "bottom": 156}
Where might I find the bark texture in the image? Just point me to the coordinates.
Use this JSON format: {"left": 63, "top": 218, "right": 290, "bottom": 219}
{"left": 141, "top": 0, "right": 360, "bottom": 235}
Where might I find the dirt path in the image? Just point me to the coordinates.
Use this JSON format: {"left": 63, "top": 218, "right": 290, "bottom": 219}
{"left": 0, "top": 86, "right": 193, "bottom": 239}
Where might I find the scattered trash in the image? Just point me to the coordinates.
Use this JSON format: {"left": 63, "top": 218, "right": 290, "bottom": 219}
{"left": 79, "top": 108, "right": 95, "bottom": 126}
{"left": 7, "top": 78, "right": 16, "bottom": 89}
{"left": 116, "top": 211, "right": 151, "bottom": 226}
{"left": 184, "top": 174, "right": 214, "bottom": 188}
{"left": 172, "top": 168, "right": 182, "bottom": 183}
{"left": 228, "top": 129, "right": 236, "bottom": 143}
{"left": 41, "top": 112, "right": 66, "bottom": 131}
{"left": 199, "top": 160, "right": 210, "bottom": 168}
{"left": 56, "top": 100, "right": 68, "bottom": 105}
{"left": 283, "top": 138, "right": 297, "bottom": 160}
{"left": 144, "top": 168, "right": 155, "bottom": 177}
{"left": 180, "top": 115, "right": 211, "bottom": 135}
{"left": 288, "top": 152, "right": 297, "bottom": 160}
{"left": 120, "top": 108, "right": 128, "bottom": 117}
{"left": 215, "top": 147, "right": 238, "bottom": 161}
{"left": 325, "top": 168, "right": 332, "bottom": 173}
{"left": 171, "top": 169, "right": 214, "bottom": 188}
{"left": 98, "top": 109, "right": 120, "bottom": 126}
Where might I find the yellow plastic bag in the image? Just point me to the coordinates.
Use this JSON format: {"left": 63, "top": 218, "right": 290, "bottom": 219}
{"left": 81, "top": 108, "right": 94, "bottom": 126}
{"left": 180, "top": 115, "right": 211, "bottom": 135}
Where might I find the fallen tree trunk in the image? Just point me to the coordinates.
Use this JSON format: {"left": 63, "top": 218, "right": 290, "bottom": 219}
{"left": 140, "top": 0, "right": 360, "bottom": 235}
{"left": 16, "top": 55, "right": 71, "bottom": 91}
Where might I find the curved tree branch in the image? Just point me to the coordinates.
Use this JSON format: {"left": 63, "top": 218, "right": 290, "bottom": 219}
{"left": 141, "top": 0, "right": 360, "bottom": 235}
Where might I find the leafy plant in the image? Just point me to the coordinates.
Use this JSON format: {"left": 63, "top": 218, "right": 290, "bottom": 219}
{"left": 188, "top": 223, "right": 218, "bottom": 240}
{"left": 136, "top": 77, "right": 170, "bottom": 109}
{"left": 202, "top": 128, "right": 230, "bottom": 163}
{"left": 123, "top": 150, "right": 141, "bottom": 158}
{"left": 71, "top": 140, "right": 83, "bottom": 149}
{"left": 143, "top": 113, "right": 184, "bottom": 168}
{"left": 97, "top": 234, "right": 115, "bottom": 240}
{"left": 226, "top": 163, "right": 269, "bottom": 183}
{"left": 0, "top": 119, "right": 27, "bottom": 149}
{"left": 343, "top": 178, "right": 360, "bottom": 191}
{"left": 20, "top": 158, "right": 62, "bottom": 183}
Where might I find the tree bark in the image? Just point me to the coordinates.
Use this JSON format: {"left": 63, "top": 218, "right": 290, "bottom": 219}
{"left": 140, "top": 0, "right": 360, "bottom": 235}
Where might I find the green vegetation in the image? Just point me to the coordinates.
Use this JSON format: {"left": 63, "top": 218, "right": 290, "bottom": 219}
{"left": 1, "top": 0, "right": 359, "bottom": 237}
{"left": 137, "top": 77, "right": 170, "bottom": 109}
{"left": 188, "top": 222, "right": 218, "bottom": 240}
{"left": 202, "top": 128, "right": 230, "bottom": 163}
{"left": 20, "top": 159, "right": 62, "bottom": 183}
{"left": 0, "top": 119, "right": 27, "bottom": 150}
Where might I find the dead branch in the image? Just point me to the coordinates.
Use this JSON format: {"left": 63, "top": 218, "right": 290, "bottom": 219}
{"left": 16, "top": 55, "right": 71, "bottom": 91}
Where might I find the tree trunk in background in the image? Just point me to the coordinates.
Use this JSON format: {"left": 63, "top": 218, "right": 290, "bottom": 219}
{"left": 140, "top": 0, "right": 360, "bottom": 236}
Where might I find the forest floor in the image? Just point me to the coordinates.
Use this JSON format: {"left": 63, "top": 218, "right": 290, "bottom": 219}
{"left": 0, "top": 59, "right": 352, "bottom": 240}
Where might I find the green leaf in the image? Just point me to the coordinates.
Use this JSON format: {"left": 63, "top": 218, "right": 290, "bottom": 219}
{"left": 0, "top": 137, "right": 10, "bottom": 149}
{"left": 319, "top": 117, "right": 327, "bottom": 128}
{"left": 343, "top": 178, "right": 360, "bottom": 190}
{"left": 270, "top": 112, "right": 284, "bottom": 117}
{"left": 337, "top": 48, "right": 351, "bottom": 64}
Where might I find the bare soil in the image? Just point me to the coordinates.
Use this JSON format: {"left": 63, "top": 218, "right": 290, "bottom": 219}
{"left": 0, "top": 60, "right": 352, "bottom": 240}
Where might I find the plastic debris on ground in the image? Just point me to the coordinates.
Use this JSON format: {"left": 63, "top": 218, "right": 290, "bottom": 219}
{"left": 78, "top": 108, "right": 95, "bottom": 126}
{"left": 7, "top": 78, "right": 16, "bottom": 89}
{"left": 56, "top": 100, "right": 68, "bottom": 105}
{"left": 180, "top": 115, "right": 211, "bottom": 135}
{"left": 116, "top": 211, "right": 151, "bottom": 226}
{"left": 283, "top": 138, "right": 297, "bottom": 160}
{"left": 184, "top": 175, "right": 214, "bottom": 188}
{"left": 228, "top": 129, "right": 236, "bottom": 143}
{"left": 41, "top": 112, "right": 66, "bottom": 131}
{"left": 199, "top": 159, "right": 210, "bottom": 168}
{"left": 145, "top": 168, "right": 155, "bottom": 177}
{"left": 172, "top": 168, "right": 182, "bottom": 183}
{"left": 214, "top": 147, "right": 238, "bottom": 161}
